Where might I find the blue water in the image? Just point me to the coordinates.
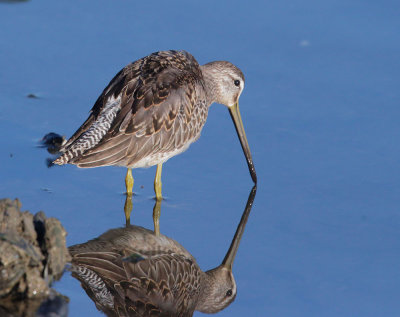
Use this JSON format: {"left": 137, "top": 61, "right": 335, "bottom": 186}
{"left": 1, "top": 0, "right": 400, "bottom": 316}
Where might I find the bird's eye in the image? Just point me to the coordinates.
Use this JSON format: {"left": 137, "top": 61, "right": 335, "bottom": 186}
{"left": 234, "top": 80, "right": 240, "bottom": 87}
{"left": 226, "top": 289, "right": 233, "bottom": 297}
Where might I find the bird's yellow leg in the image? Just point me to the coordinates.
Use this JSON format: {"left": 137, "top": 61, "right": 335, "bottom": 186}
{"left": 125, "top": 168, "right": 134, "bottom": 195}
{"left": 124, "top": 168, "right": 134, "bottom": 225}
{"left": 124, "top": 194, "right": 133, "bottom": 225}
{"left": 154, "top": 163, "right": 163, "bottom": 201}
{"left": 153, "top": 199, "right": 162, "bottom": 236}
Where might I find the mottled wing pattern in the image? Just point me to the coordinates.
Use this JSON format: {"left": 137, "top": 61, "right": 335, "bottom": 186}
{"left": 55, "top": 50, "right": 207, "bottom": 168}
{"left": 70, "top": 248, "right": 202, "bottom": 317}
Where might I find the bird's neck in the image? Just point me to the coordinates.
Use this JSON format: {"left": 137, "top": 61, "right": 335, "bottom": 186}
{"left": 196, "top": 270, "right": 216, "bottom": 313}
{"left": 200, "top": 64, "right": 220, "bottom": 106}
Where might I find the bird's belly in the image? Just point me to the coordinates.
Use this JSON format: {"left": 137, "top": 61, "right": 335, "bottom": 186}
{"left": 127, "top": 141, "right": 193, "bottom": 169}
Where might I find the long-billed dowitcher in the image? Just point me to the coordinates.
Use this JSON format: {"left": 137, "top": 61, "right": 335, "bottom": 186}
{"left": 69, "top": 186, "right": 256, "bottom": 316}
{"left": 53, "top": 50, "right": 256, "bottom": 199}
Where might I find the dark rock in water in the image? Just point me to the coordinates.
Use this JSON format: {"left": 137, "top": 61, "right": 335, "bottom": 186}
{"left": 26, "top": 93, "right": 39, "bottom": 99}
{"left": 39, "top": 133, "right": 66, "bottom": 167}
{"left": 0, "top": 198, "right": 70, "bottom": 301}
{"left": 39, "top": 133, "right": 65, "bottom": 155}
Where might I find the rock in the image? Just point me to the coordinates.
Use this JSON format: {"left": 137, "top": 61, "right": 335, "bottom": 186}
{"left": 0, "top": 198, "right": 70, "bottom": 300}
{"left": 39, "top": 132, "right": 65, "bottom": 155}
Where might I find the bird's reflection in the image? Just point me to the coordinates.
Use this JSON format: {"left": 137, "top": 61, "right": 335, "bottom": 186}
{"left": 69, "top": 186, "right": 256, "bottom": 317}
{"left": 124, "top": 191, "right": 162, "bottom": 236}
{"left": 124, "top": 193, "right": 134, "bottom": 225}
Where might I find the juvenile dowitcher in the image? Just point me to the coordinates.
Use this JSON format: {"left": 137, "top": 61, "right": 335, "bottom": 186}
{"left": 53, "top": 50, "right": 256, "bottom": 199}
{"left": 69, "top": 186, "right": 256, "bottom": 316}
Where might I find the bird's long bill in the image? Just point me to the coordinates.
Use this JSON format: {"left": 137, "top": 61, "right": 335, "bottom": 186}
{"left": 228, "top": 103, "right": 257, "bottom": 183}
{"left": 222, "top": 185, "right": 257, "bottom": 270}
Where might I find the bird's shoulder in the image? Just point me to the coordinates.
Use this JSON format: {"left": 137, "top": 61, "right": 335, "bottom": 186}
{"left": 95, "top": 50, "right": 202, "bottom": 118}
{"left": 109, "top": 50, "right": 205, "bottom": 138}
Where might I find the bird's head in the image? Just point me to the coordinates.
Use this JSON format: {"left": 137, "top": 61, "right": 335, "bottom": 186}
{"left": 196, "top": 265, "right": 237, "bottom": 314}
{"left": 201, "top": 61, "right": 245, "bottom": 107}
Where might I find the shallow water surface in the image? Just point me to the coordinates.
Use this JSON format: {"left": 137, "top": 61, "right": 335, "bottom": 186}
{"left": 1, "top": 0, "right": 400, "bottom": 316}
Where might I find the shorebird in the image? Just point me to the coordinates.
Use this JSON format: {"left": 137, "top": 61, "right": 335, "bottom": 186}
{"left": 53, "top": 50, "right": 256, "bottom": 200}
{"left": 69, "top": 186, "right": 256, "bottom": 316}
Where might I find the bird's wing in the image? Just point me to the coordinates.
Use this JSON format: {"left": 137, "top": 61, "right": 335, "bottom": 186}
{"left": 56, "top": 50, "right": 204, "bottom": 167}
